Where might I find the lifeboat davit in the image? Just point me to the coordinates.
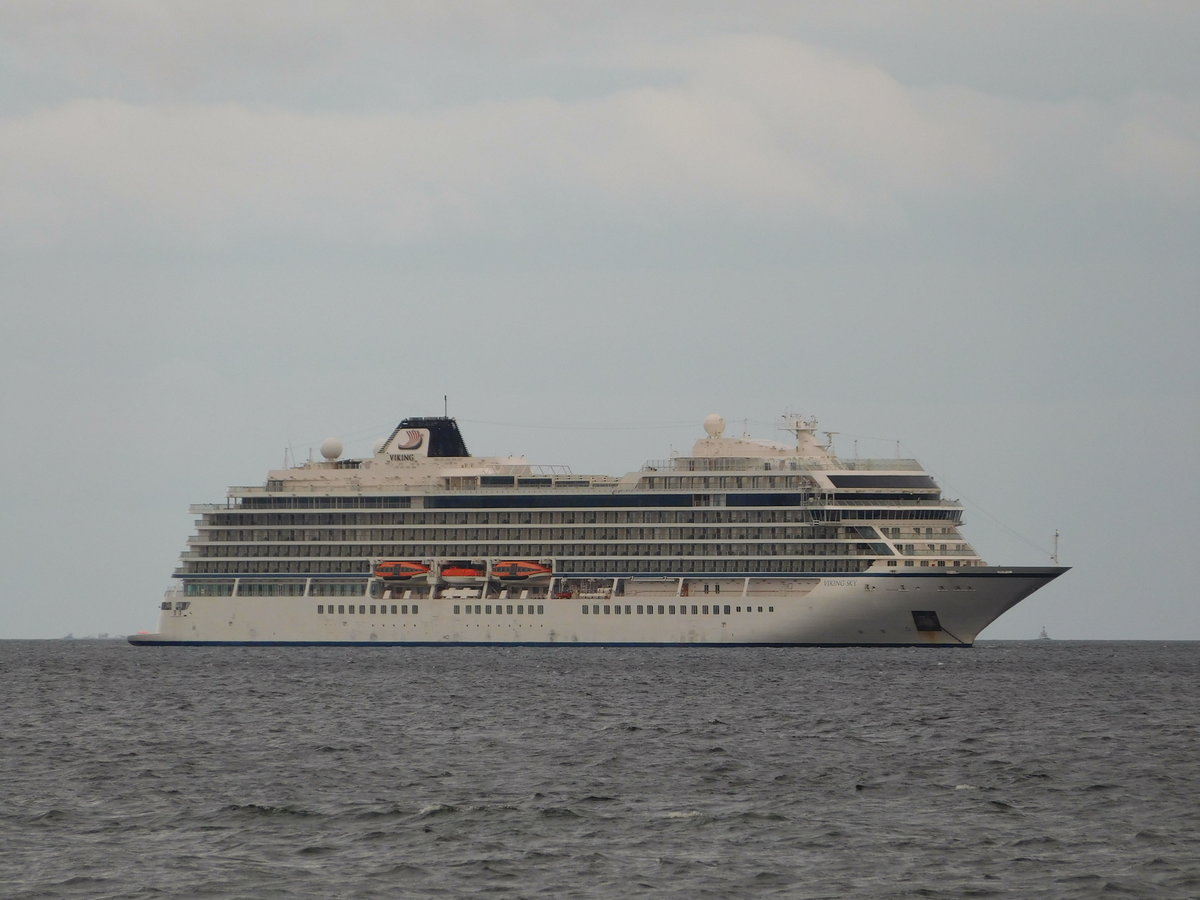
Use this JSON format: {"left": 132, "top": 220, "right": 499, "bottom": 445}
{"left": 440, "top": 565, "right": 487, "bottom": 584}
{"left": 492, "top": 560, "right": 553, "bottom": 582}
{"left": 373, "top": 560, "right": 430, "bottom": 581}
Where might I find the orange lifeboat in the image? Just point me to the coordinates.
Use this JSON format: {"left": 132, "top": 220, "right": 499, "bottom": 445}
{"left": 440, "top": 565, "right": 487, "bottom": 584}
{"left": 492, "top": 560, "right": 553, "bottom": 582}
{"left": 373, "top": 560, "right": 430, "bottom": 581}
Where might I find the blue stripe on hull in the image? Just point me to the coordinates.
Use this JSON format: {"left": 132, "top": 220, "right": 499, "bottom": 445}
{"left": 127, "top": 639, "right": 973, "bottom": 648}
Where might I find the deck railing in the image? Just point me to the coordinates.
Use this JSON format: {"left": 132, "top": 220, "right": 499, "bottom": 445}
{"left": 642, "top": 457, "right": 924, "bottom": 473}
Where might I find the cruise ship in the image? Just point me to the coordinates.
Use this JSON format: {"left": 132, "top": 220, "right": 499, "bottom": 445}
{"left": 128, "top": 413, "right": 1066, "bottom": 647}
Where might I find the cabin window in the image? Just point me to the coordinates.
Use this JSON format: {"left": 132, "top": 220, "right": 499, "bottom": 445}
{"left": 317, "top": 605, "right": 324, "bottom": 614}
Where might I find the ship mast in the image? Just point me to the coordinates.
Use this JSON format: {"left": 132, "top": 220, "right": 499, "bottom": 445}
{"left": 781, "top": 413, "right": 819, "bottom": 447}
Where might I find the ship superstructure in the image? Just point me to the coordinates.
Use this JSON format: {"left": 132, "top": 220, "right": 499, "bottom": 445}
{"left": 130, "top": 413, "right": 1065, "bottom": 646}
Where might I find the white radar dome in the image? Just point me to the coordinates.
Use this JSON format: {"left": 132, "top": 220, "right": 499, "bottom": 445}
{"left": 703, "top": 414, "right": 725, "bottom": 437}
{"left": 320, "top": 438, "right": 343, "bottom": 460}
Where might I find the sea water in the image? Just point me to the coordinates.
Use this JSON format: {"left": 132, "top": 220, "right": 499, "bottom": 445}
{"left": 3, "top": 641, "right": 1197, "bottom": 898}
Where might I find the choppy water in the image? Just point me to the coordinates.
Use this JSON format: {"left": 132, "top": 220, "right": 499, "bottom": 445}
{"left": 3, "top": 641, "right": 1198, "bottom": 899}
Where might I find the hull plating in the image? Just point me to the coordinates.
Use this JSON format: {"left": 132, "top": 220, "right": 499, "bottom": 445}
{"left": 130, "top": 568, "right": 1064, "bottom": 648}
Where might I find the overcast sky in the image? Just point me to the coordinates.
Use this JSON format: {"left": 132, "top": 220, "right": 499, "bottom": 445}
{"left": 2, "top": 2, "right": 1197, "bottom": 639}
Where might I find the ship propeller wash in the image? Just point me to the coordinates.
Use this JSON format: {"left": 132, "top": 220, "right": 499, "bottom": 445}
{"left": 129, "top": 413, "right": 1066, "bottom": 646}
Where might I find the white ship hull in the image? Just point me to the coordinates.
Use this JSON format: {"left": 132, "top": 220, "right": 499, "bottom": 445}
{"left": 129, "top": 568, "right": 1063, "bottom": 647}
{"left": 130, "top": 412, "right": 1068, "bottom": 648}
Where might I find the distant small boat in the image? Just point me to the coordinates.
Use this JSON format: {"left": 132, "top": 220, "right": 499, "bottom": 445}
{"left": 373, "top": 561, "right": 430, "bottom": 581}
{"left": 492, "top": 560, "right": 553, "bottom": 582}
{"left": 1038, "top": 626, "right": 1052, "bottom": 640}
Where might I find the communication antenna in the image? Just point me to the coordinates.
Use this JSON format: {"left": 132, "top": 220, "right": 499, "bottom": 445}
{"left": 444, "top": 394, "right": 448, "bottom": 417}
{"left": 1051, "top": 529, "right": 1061, "bottom": 564}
